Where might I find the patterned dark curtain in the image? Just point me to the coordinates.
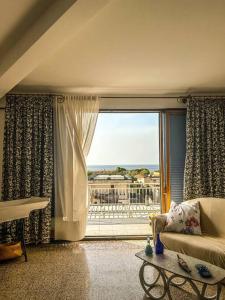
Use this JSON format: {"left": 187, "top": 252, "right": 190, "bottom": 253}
{"left": 184, "top": 98, "right": 225, "bottom": 200}
{"left": 1, "top": 94, "right": 54, "bottom": 244}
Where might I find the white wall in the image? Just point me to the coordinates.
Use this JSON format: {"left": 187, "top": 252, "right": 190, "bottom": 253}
{"left": 99, "top": 97, "right": 186, "bottom": 110}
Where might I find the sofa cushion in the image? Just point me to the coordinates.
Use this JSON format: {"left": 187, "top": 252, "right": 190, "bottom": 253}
{"left": 160, "top": 232, "right": 225, "bottom": 269}
{"left": 164, "top": 201, "right": 202, "bottom": 235}
{"left": 186, "top": 198, "right": 225, "bottom": 238}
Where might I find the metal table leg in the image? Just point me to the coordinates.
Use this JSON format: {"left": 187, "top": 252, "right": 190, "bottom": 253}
{"left": 17, "top": 219, "right": 27, "bottom": 262}
{"left": 201, "top": 282, "right": 222, "bottom": 300}
{"left": 139, "top": 262, "right": 222, "bottom": 300}
{"left": 216, "top": 284, "right": 222, "bottom": 300}
{"left": 139, "top": 261, "right": 169, "bottom": 299}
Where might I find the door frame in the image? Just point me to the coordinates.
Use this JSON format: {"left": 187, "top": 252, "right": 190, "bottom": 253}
{"left": 159, "top": 110, "right": 186, "bottom": 213}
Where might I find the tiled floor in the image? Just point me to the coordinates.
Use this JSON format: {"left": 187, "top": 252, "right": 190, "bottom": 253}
{"left": 1, "top": 241, "right": 224, "bottom": 300}
{"left": 86, "top": 223, "right": 152, "bottom": 236}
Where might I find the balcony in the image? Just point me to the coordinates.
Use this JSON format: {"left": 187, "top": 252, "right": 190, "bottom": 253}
{"left": 86, "top": 183, "right": 161, "bottom": 236}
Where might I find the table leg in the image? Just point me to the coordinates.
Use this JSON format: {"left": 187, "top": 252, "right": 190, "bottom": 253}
{"left": 216, "top": 283, "right": 222, "bottom": 300}
{"left": 139, "top": 262, "right": 169, "bottom": 299}
{"left": 17, "top": 219, "right": 27, "bottom": 262}
{"left": 139, "top": 262, "right": 223, "bottom": 300}
{"left": 200, "top": 282, "right": 222, "bottom": 300}
{"left": 168, "top": 275, "right": 223, "bottom": 300}
{"left": 201, "top": 283, "right": 207, "bottom": 298}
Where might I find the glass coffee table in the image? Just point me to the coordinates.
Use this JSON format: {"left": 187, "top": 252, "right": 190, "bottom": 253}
{"left": 136, "top": 249, "right": 225, "bottom": 300}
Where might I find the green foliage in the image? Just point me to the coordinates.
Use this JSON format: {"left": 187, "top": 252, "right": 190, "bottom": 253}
{"left": 128, "top": 168, "right": 150, "bottom": 177}
{"left": 139, "top": 169, "right": 150, "bottom": 176}
{"left": 88, "top": 171, "right": 94, "bottom": 177}
{"left": 88, "top": 166, "right": 159, "bottom": 181}
{"left": 115, "top": 166, "right": 127, "bottom": 174}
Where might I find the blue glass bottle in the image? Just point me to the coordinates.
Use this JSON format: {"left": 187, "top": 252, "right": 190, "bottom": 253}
{"left": 155, "top": 233, "right": 164, "bottom": 255}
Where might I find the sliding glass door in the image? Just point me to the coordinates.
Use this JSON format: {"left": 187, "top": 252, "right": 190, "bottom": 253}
{"left": 85, "top": 110, "right": 186, "bottom": 236}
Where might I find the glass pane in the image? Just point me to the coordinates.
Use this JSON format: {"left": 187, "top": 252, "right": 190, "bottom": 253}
{"left": 86, "top": 112, "right": 160, "bottom": 236}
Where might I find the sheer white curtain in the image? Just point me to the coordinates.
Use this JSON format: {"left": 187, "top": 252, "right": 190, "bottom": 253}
{"left": 54, "top": 95, "right": 99, "bottom": 241}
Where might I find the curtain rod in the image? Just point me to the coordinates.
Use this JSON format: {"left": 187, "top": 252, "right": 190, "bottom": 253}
{"left": 1, "top": 93, "right": 225, "bottom": 108}
{"left": 3, "top": 94, "right": 185, "bottom": 108}
{"left": 100, "top": 94, "right": 225, "bottom": 100}
{"left": 100, "top": 96, "right": 178, "bottom": 99}
{"left": 7, "top": 93, "right": 178, "bottom": 97}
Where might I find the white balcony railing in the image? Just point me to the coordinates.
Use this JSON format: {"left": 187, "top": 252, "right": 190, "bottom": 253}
{"left": 88, "top": 183, "right": 161, "bottom": 222}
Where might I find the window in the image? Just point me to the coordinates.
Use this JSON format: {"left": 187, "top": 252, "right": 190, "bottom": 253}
{"left": 86, "top": 112, "right": 160, "bottom": 236}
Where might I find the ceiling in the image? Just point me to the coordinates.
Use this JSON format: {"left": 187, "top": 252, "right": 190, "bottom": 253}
{"left": 0, "top": 0, "right": 54, "bottom": 57}
{"left": 1, "top": 0, "right": 225, "bottom": 96}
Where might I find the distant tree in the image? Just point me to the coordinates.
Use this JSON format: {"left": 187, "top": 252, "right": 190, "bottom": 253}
{"left": 128, "top": 168, "right": 150, "bottom": 177}
{"left": 88, "top": 171, "right": 93, "bottom": 177}
{"left": 115, "top": 167, "right": 127, "bottom": 174}
{"left": 128, "top": 169, "right": 138, "bottom": 177}
{"left": 139, "top": 169, "right": 150, "bottom": 176}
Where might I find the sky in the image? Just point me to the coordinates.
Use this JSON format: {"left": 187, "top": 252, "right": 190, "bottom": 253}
{"left": 87, "top": 113, "right": 159, "bottom": 166}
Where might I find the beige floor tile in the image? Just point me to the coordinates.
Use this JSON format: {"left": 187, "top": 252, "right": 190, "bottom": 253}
{"left": 1, "top": 241, "right": 224, "bottom": 300}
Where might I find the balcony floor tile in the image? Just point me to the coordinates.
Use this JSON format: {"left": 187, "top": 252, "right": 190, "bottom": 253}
{"left": 86, "top": 223, "right": 152, "bottom": 236}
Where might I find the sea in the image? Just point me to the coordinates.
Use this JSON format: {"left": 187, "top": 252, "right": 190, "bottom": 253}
{"left": 87, "top": 164, "right": 159, "bottom": 172}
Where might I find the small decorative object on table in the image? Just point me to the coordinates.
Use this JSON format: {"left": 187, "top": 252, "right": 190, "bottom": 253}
{"left": 177, "top": 254, "right": 191, "bottom": 273}
{"left": 155, "top": 233, "right": 164, "bottom": 254}
{"left": 145, "top": 236, "right": 153, "bottom": 256}
{"left": 195, "top": 264, "right": 212, "bottom": 278}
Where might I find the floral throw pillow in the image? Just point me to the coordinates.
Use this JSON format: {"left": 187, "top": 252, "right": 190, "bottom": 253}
{"left": 164, "top": 201, "right": 202, "bottom": 235}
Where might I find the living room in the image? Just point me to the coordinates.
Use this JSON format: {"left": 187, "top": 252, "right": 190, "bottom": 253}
{"left": 0, "top": 1, "right": 225, "bottom": 299}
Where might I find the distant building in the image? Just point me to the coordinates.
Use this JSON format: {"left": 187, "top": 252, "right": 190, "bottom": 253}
{"left": 135, "top": 173, "right": 160, "bottom": 204}
{"left": 136, "top": 173, "right": 160, "bottom": 185}
{"left": 88, "top": 173, "right": 160, "bottom": 205}
{"left": 137, "top": 176, "right": 152, "bottom": 184}
{"left": 89, "top": 174, "right": 132, "bottom": 182}
{"left": 88, "top": 174, "right": 132, "bottom": 204}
